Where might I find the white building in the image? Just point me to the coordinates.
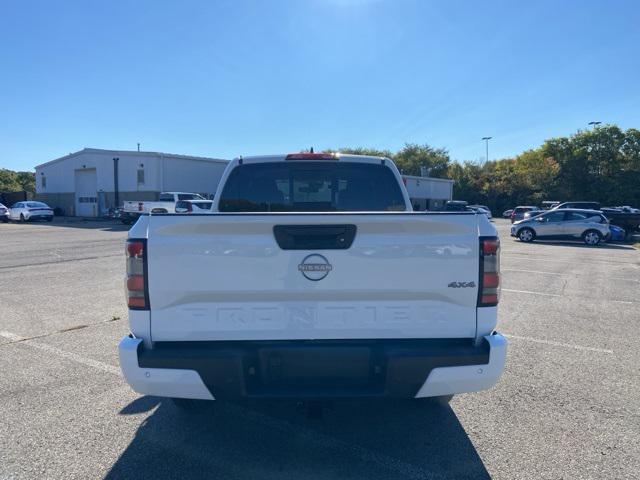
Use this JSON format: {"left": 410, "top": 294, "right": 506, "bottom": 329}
{"left": 402, "top": 175, "right": 454, "bottom": 211}
{"left": 35, "top": 148, "right": 229, "bottom": 216}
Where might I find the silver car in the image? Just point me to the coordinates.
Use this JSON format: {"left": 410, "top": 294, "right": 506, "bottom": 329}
{"left": 510, "top": 209, "right": 610, "bottom": 246}
{"left": 0, "top": 203, "right": 9, "bottom": 222}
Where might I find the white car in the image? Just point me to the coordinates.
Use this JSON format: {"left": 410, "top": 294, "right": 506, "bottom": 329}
{"left": 119, "top": 152, "right": 507, "bottom": 409}
{"left": 469, "top": 205, "right": 492, "bottom": 219}
{"left": 0, "top": 203, "right": 9, "bottom": 222}
{"left": 9, "top": 201, "right": 54, "bottom": 222}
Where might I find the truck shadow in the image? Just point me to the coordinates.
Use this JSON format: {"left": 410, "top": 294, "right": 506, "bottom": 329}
{"left": 106, "top": 396, "right": 490, "bottom": 480}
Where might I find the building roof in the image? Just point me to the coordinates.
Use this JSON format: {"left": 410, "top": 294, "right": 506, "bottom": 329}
{"left": 35, "top": 148, "right": 229, "bottom": 169}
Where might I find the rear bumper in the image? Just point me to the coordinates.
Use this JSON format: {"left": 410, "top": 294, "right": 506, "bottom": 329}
{"left": 118, "top": 333, "right": 507, "bottom": 400}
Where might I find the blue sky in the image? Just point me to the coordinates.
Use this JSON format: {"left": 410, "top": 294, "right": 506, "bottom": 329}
{"left": 1, "top": 0, "right": 639, "bottom": 171}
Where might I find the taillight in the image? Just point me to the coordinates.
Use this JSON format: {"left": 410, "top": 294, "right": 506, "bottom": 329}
{"left": 125, "top": 239, "right": 148, "bottom": 310}
{"left": 478, "top": 237, "right": 500, "bottom": 307}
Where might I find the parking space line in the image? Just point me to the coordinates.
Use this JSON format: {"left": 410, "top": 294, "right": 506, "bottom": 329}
{"left": 502, "top": 258, "right": 640, "bottom": 270}
{"left": 503, "top": 333, "right": 613, "bottom": 354}
{"left": 0, "top": 253, "right": 122, "bottom": 270}
{"left": 503, "top": 268, "right": 640, "bottom": 282}
{"left": 502, "top": 288, "right": 562, "bottom": 297}
{"left": 0, "top": 331, "right": 120, "bottom": 375}
{"left": 502, "top": 288, "right": 638, "bottom": 304}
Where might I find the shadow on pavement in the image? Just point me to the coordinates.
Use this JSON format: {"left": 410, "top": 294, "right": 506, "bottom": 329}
{"left": 106, "top": 396, "right": 489, "bottom": 480}
{"left": 526, "top": 240, "right": 636, "bottom": 250}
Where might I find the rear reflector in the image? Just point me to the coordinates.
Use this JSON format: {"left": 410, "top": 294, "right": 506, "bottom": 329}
{"left": 480, "top": 294, "right": 498, "bottom": 304}
{"left": 127, "top": 297, "right": 147, "bottom": 308}
{"left": 478, "top": 236, "right": 500, "bottom": 307}
{"left": 482, "top": 272, "right": 499, "bottom": 289}
{"left": 126, "top": 275, "right": 145, "bottom": 291}
{"left": 125, "top": 239, "right": 148, "bottom": 310}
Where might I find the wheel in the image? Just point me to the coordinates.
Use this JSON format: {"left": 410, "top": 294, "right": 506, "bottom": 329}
{"left": 19, "top": 214, "right": 26, "bottom": 223}
{"left": 583, "top": 230, "right": 602, "bottom": 246}
{"left": 518, "top": 227, "right": 535, "bottom": 242}
{"left": 170, "top": 397, "right": 210, "bottom": 412}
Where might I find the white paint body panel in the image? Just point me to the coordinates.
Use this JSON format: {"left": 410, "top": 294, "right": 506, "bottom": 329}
{"left": 118, "top": 336, "right": 214, "bottom": 400}
{"left": 415, "top": 333, "right": 507, "bottom": 397}
{"left": 147, "top": 212, "right": 483, "bottom": 341}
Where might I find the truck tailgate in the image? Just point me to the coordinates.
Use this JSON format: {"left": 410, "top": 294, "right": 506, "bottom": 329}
{"left": 146, "top": 213, "right": 480, "bottom": 341}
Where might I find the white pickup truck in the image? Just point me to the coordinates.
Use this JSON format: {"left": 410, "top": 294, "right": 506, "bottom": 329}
{"left": 120, "top": 192, "right": 206, "bottom": 224}
{"left": 119, "top": 152, "right": 507, "bottom": 407}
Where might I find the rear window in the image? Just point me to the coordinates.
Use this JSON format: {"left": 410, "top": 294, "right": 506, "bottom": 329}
{"left": 26, "top": 202, "right": 48, "bottom": 208}
{"left": 218, "top": 162, "right": 406, "bottom": 212}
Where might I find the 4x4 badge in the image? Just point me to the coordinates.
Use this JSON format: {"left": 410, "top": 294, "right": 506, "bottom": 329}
{"left": 448, "top": 281, "right": 476, "bottom": 288}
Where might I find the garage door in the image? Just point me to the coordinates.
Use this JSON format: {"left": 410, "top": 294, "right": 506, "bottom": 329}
{"left": 75, "top": 169, "right": 97, "bottom": 217}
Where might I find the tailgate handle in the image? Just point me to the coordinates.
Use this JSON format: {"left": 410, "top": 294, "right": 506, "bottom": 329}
{"left": 273, "top": 224, "right": 357, "bottom": 250}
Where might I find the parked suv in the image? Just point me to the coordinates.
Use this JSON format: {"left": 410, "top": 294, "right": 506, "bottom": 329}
{"left": 552, "top": 201, "right": 601, "bottom": 210}
{"left": 510, "top": 206, "right": 539, "bottom": 223}
{"left": 510, "top": 209, "right": 609, "bottom": 245}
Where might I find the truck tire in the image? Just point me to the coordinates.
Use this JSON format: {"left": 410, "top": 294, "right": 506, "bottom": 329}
{"left": 518, "top": 227, "right": 535, "bottom": 242}
{"left": 170, "top": 397, "right": 209, "bottom": 412}
{"left": 582, "top": 230, "right": 602, "bottom": 246}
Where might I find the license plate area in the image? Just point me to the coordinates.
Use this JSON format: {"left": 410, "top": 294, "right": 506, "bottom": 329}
{"left": 245, "top": 345, "right": 386, "bottom": 396}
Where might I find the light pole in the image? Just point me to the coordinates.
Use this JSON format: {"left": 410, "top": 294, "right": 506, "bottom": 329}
{"left": 482, "top": 137, "right": 492, "bottom": 163}
{"left": 588, "top": 121, "right": 601, "bottom": 129}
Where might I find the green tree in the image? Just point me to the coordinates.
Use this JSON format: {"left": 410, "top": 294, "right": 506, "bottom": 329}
{"left": 394, "top": 143, "right": 450, "bottom": 177}
{"left": 16, "top": 171, "right": 35, "bottom": 193}
{"left": 0, "top": 169, "right": 22, "bottom": 192}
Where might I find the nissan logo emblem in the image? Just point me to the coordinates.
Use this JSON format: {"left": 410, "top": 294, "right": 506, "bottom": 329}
{"left": 298, "top": 254, "right": 332, "bottom": 281}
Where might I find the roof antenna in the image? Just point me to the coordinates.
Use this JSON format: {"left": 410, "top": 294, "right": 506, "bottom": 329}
{"left": 310, "top": 147, "right": 314, "bottom": 153}
{"left": 137, "top": 143, "right": 140, "bottom": 152}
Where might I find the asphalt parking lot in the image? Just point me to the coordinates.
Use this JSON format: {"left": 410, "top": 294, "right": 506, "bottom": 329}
{"left": 1, "top": 218, "right": 638, "bottom": 480}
